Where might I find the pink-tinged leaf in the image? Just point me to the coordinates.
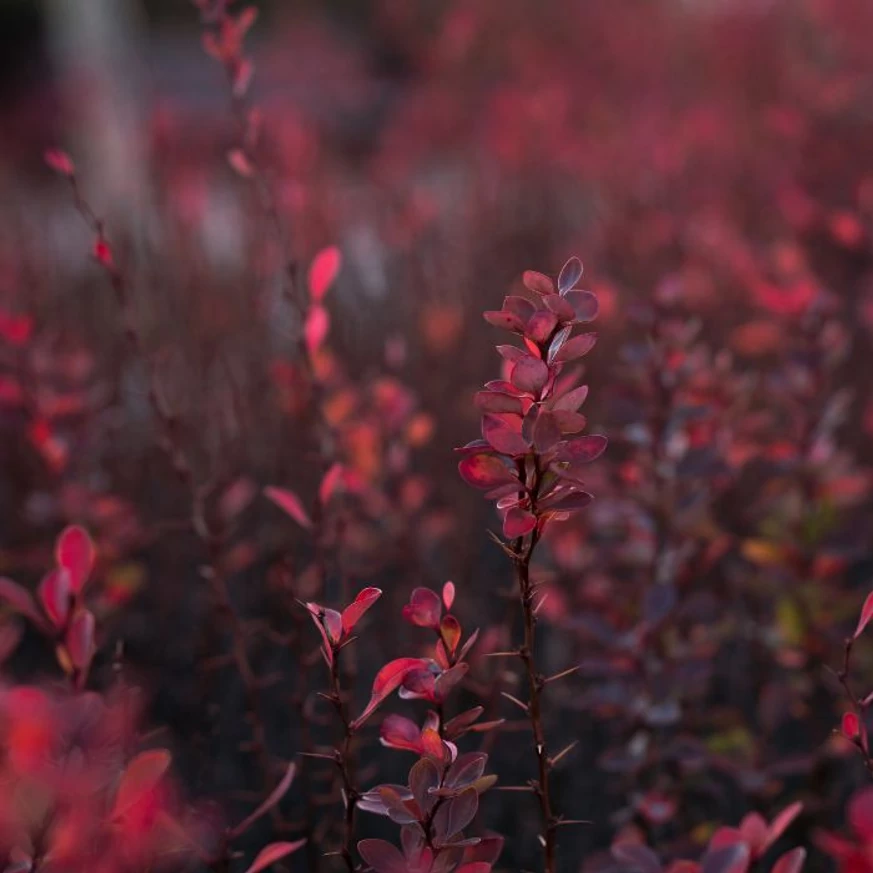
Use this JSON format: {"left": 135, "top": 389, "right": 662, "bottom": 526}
{"left": 496, "top": 344, "right": 527, "bottom": 363}
{"left": 44, "top": 148, "right": 75, "bottom": 176}
{"left": 771, "top": 848, "right": 806, "bottom": 873}
{"left": 458, "top": 455, "right": 516, "bottom": 490}
{"left": 410, "top": 756, "right": 442, "bottom": 814}
{"left": 358, "top": 839, "right": 408, "bottom": 873}
{"left": 532, "top": 411, "right": 561, "bottom": 453}
{"left": 433, "top": 663, "right": 469, "bottom": 702}
{"left": 319, "top": 463, "right": 345, "bottom": 505}
{"left": 304, "top": 304, "right": 330, "bottom": 355}
{"left": 342, "top": 587, "right": 382, "bottom": 634}
{"left": 526, "top": 311, "right": 558, "bottom": 343}
{"left": 543, "top": 294, "right": 576, "bottom": 322}
{"left": 542, "top": 490, "right": 593, "bottom": 513}
{"left": 552, "top": 385, "right": 589, "bottom": 412}
{"left": 230, "top": 762, "right": 297, "bottom": 838}
{"left": 39, "top": 569, "right": 71, "bottom": 628}
{"left": 708, "top": 828, "right": 744, "bottom": 851}
{"left": 503, "top": 508, "right": 537, "bottom": 539}
{"left": 855, "top": 591, "right": 873, "bottom": 638}
{"left": 739, "top": 814, "right": 768, "bottom": 855}
{"left": 0, "top": 578, "right": 44, "bottom": 626}
{"left": 843, "top": 711, "right": 861, "bottom": 740}
{"left": 445, "top": 707, "right": 484, "bottom": 739}
{"left": 700, "top": 843, "right": 750, "bottom": 873}
{"left": 523, "top": 270, "right": 555, "bottom": 296}
{"left": 464, "top": 833, "right": 504, "bottom": 863}
{"left": 402, "top": 588, "right": 442, "bottom": 629}
{"left": 93, "top": 238, "right": 113, "bottom": 267}
{"left": 380, "top": 715, "right": 422, "bottom": 752}
{"left": 441, "top": 615, "right": 462, "bottom": 655}
{"left": 455, "top": 439, "right": 493, "bottom": 455}
{"left": 433, "top": 787, "right": 479, "bottom": 843}
{"left": 308, "top": 246, "right": 342, "bottom": 302}
{"left": 264, "top": 486, "right": 312, "bottom": 530}
{"left": 561, "top": 434, "right": 608, "bottom": 463}
{"left": 552, "top": 411, "right": 587, "bottom": 433}
{"left": 511, "top": 356, "right": 549, "bottom": 395}
{"left": 353, "top": 658, "right": 429, "bottom": 729}
{"left": 484, "top": 379, "right": 525, "bottom": 396}
{"left": 65, "top": 609, "right": 96, "bottom": 670}
{"left": 244, "top": 841, "right": 306, "bottom": 873}
{"left": 458, "top": 627, "right": 480, "bottom": 661}
{"left": 765, "top": 802, "right": 802, "bottom": 850}
{"left": 112, "top": 750, "right": 172, "bottom": 820}
{"left": 554, "top": 332, "right": 598, "bottom": 362}
{"left": 56, "top": 525, "right": 95, "bottom": 593}
{"left": 558, "top": 257, "right": 583, "bottom": 294}
{"left": 474, "top": 391, "right": 524, "bottom": 414}
{"left": 442, "top": 581, "right": 456, "bottom": 610}
{"left": 305, "top": 603, "right": 336, "bottom": 661}
{"left": 484, "top": 311, "right": 525, "bottom": 332}
{"left": 482, "top": 414, "right": 530, "bottom": 456}
{"left": 321, "top": 608, "right": 343, "bottom": 644}
{"left": 850, "top": 787, "right": 873, "bottom": 841}
{"left": 446, "top": 752, "right": 488, "bottom": 789}
{"left": 565, "top": 289, "right": 599, "bottom": 322}
{"left": 227, "top": 148, "right": 254, "bottom": 178}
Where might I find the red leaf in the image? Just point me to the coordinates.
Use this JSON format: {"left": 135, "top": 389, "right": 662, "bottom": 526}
{"left": 402, "top": 588, "right": 442, "bottom": 629}
{"left": 342, "top": 587, "right": 382, "bottom": 634}
{"left": 855, "top": 591, "right": 873, "bottom": 638}
{"left": 701, "top": 844, "right": 750, "bottom": 873}
{"left": 765, "top": 802, "right": 802, "bottom": 850}
{"left": 554, "top": 332, "right": 598, "bottom": 362}
{"left": 56, "top": 525, "right": 95, "bottom": 593}
{"left": 39, "top": 569, "right": 71, "bottom": 628}
{"left": 93, "top": 238, "right": 114, "bottom": 267}
{"left": 561, "top": 434, "right": 608, "bottom": 463}
{"left": 264, "top": 486, "right": 312, "bottom": 530}
{"left": 358, "top": 839, "right": 408, "bottom": 873}
{"left": 227, "top": 148, "right": 254, "bottom": 178}
{"left": 484, "top": 311, "right": 525, "bottom": 332}
{"left": 526, "top": 311, "right": 558, "bottom": 343}
{"left": 44, "top": 148, "right": 75, "bottom": 176}
{"left": 532, "top": 411, "right": 561, "bottom": 453}
{"left": 482, "top": 414, "right": 529, "bottom": 456}
{"left": 112, "top": 750, "right": 172, "bottom": 819}
{"left": 474, "top": 391, "right": 524, "bottom": 414}
{"left": 244, "top": 841, "right": 306, "bottom": 873}
{"left": 380, "top": 714, "right": 422, "bottom": 752}
{"left": 353, "top": 658, "right": 429, "bottom": 729}
{"left": 511, "top": 356, "right": 549, "bottom": 395}
{"left": 308, "top": 246, "right": 342, "bottom": 302}
{"left": 843, "top": 711, "right": 861, "bottom": 740}
{"left": 442, "top": 581, "right": 456, "bottom": 610}
{"left": 319, "top": 463, "right": 345, "bottom": 505}
{"left": 458, "top": 455, "right": 516, "bottom": 490}
{"left": 304, "top": 304, "right": 330, "bottom": 355}
{"left": 503, "top": 508, "right": 537, "bottom": 539}
{"left": 558, "top": 257, "right": 583, "bottom": 294}
{"left": 552, "top": 385, "right": 589, "bottom": 412}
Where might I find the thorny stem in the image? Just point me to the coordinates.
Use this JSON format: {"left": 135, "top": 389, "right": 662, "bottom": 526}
{"left": 512, "top": 456, "right": 557, "bottom": 873}
{"left": 835, "top": 637, "right": 873, "bottom": 777}
{"left": 328, "top": 642, "right": 359, "bottom": 873}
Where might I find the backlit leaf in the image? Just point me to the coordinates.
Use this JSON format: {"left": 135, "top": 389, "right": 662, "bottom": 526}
{"left": 308, "top": 246, "right": 342, "bottom": 302}
{"left": 264, "top": 486, "right": 312, "bottom": 530}
{"left": 244, "top": 841, "right": 306, "bottom": 873}
{"left": 112, "top": 750, "right": 172, "bottom": 820}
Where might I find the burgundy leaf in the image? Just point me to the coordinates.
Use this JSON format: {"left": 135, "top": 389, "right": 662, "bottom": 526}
{"left": 358, "top": 839, "right": 408, "bottom": 873}
{"left": 445, "top": 707, "right": 485, "bottom": 739}
{"left": 532, "top": 411, "right": 561, "bottom": 453}
{"left": 39, "top": 569, "right": 71, "bottom": 628}
{"left": 543, "top": 295, "right": 577, "bottom": 322}
{"left": 409, "top": 757, "right": 441, "bottom": 815}
{"left": 442, "top": 581, "right": 455, "bottom": 610}
{"left": 554, "top": 332, "right": 598, "bottom": 362}
{"left": 112, "top": 750, "right": 172, "bottom": 820}
{"left": 700, "top": 844, "right": 750, "bottom": 873}
{"left": 496, "top": 344, "right": 527, "bottom": 363}
{"left": 547, "top": 325, "right": 574, "bottom": 363}
{"left": 380, "top": 715, "right": 422, "bottom": 752}
{"left": 433, "top": 663, "right": 469, "bottom": 701}
{"left": 65, "top": 609, "right": 96, "bottom": 670}
{"left": 564, "top": 289, "right": 599, "bottom": 322}
{"left": 445, "top": 752, "right": 488, "bottom": 789}
{"left": 558, "top": 257, "right": 583, "bottom": 294}
{"left": 483, "top": 311, "right": 525, "bottom": 332}
{"left": 511, "top": 356, "right": 549, "bottom": 395}
{"left": 0, "top": 577, "right": 44, "bottom": 627}
{"left": 765, "top": 802, "right": 803, "bottom": 850}
{"left": 484, "top": 379, "right": 526, "bottom": 396}
{"left": 541, "top": 490, "right": 593, "bottom": 512}
{"left": 482, "top": 415, "right": 530, "bottom": 456}
{"left": 611, "top": 843, "right": 662, "bottom": 873}
{"left": 455, "top": 439, "right": 493, "bottom": 455}
{"left": 522, "top": 270, "right": 555, "bottom": 296}
{"left": 433, "top": 788, "right": 479, "bottom": 844}
{"left": 503, "top": 296, "right": 537, "bottom": 320}
{"left": 458, "top": 455, "right": 517, "bottom": 490}
{"left": 503, "top": 508, "right": 537, "bottom": 539}
{"left": 552, "top": 385, "right": 589, "bottom": 412}
{"left": 552, "top": 411, "right": 587, "bottom": 433}
{"left": 561, "top": 434, "right": 608, "bottom": 463}
{"left": 526, "top": 311, "right": 558, "bottom": 343}
{"left": 474, "top": 390, "right": 524, "bottom": 414}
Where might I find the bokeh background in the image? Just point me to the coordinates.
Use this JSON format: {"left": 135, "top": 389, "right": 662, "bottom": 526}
{"left": 3, "top": 1, "right": 873, "bottom": 871}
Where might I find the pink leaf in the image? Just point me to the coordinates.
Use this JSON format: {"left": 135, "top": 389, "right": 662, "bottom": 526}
{"left": 39, "top": 569, "right": 71, "bottom": 628}
{"left": 402, "top": 588, "right": 442, "bottom": 629}
{"left": 342, "top": 587, "right": 382, "bottom": 634}
{"left": 765, "top": 802, "right": 802, "bottom": 850}
{"left": 244, "top": 841, "right": 307, "bottom": 873}
{"left": 525, "top": 311, "right": 558, "bottom": 343}
{"left": 855, "top": 591, "right": 873, "bottom": 638}
{"left": 552, "top": 385, "right": 589, "bottom": 412}
{"left": 772, "top": 848, "right": 806, "bottom": 873}
{"left": 474, "top": 390, "right": 524, "bottom": 414}
{"left": 560, "top": 434, "right": 608, "bottom": 463}
{"left": 353, "top": 658, "right": 429, "bottom": 729}
{"left": 44, "top": 148, "right": 75, "bottom": 176}
{"left": 511, "top": 356, "right": 549, "bottom": 395}
{"left": 264, "top": 486, "right": 312, "bottom": 530}
{"left": 65, "top": 609, "right": 96, "bottom": 670}
{"left": 308, "top": 246, "right": 342, "bottom": 302}
{"left": 700, "top": 843, "right": 750, "bottom": 873}
{"left": 56, "top": 525, "right": 95, "bottom": 593}
{"left": 319, "top": 463, "right": 345, "bottom": 505}
{"left": 380, "top": 714, "right": 423, "bottom": 752}
{"left": 304, "top": 304, "right": 330, "bottom": 355}
{"left": 482, "top": 414, "right": 529, "bottom": 456}
{"left": 554, "top": 332, "right": 598, "bottom": 362}
{"left": 112, "top": 750, "right": 172, "bottom": 820}
{"left": 483, "top": 311, "right": 525, "bottom": 332}
{"left": 522, "top": 270, "right": 555, "bottom": 296}
{"left": 227, "top": 148, "right": 254, "bottom": 178}
{"left": 442, "top": 581, "right": 456, "bottom": 610}
{"left": 503, "top": 508, "right": 537, "bottom": 539}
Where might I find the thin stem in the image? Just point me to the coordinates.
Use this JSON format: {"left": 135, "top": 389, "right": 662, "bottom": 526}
{"left": 328, "top": 644, "right": 358, "bottom": 872}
